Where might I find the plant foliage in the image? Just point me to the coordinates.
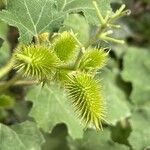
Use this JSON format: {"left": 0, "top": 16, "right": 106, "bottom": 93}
{"left": 0, "top": 0, "right": 149, "bottom": 150}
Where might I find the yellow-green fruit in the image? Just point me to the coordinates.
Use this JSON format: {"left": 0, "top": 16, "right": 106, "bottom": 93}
{"left": 14, "top": 45, "right": 59, "bottom": 81}
{"left": 79, "top": 48, "right": 108, "bottom": 71}
{"left": 66, "top": 73, "right": 106, "bottom": 130}
{"left": 53, "top": 31, "right": 77, "bottom": 62}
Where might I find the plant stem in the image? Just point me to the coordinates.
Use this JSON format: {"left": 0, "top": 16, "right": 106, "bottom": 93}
{"left": 0, "top": 80, "right": 38, "bottom": 88}
{"left": 57, "top": 64, "right": 75, "bottom": 71}
{"left": 34, "top": 35, "right": 40, "bottom": 44}
{"left": 92, "top": 1, "right": 105, "bottom": 25}
{"left": 0, "top": 75, "right": 19, "bottom": 92}
{"left": 99, "top": 35, "right": 125, "bottom": 44}
{"left": 73, "top": 27, "right": 106, "bottom": 70}
{"left": 0, "top": 57, "right": 15, "bottom": 79}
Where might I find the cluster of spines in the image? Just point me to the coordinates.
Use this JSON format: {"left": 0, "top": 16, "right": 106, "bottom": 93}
{"left": 52, "top": 31, "right": 77, "bottom": 62}
{"left": 14, "top": 45, "right": 59, "bottom": 81}
{"left": 78, "top": 48, "right": 108, "bottom": 72}
{"left": 65, "top": 73, "right": 106, "bottom": 130}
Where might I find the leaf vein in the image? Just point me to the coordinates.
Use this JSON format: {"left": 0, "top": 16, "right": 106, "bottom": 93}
{"left": 23, "top": 0, "right": 38, "bottom": 35}
{"left": 35, "top": 0, "right": 48, "bottom": 27}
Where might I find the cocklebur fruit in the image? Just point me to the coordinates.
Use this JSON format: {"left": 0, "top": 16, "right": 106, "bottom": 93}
{"left": 78, "top": 48, "right": 108, "bottom": 72}
{"left": 65, "top": 73, "right": 106, "bottom": 130}
{"left": 52, "top": 31, "right": 77, "bottom": 62}
{"left": 14, "top": 45, "right": 59, "bottom": 81}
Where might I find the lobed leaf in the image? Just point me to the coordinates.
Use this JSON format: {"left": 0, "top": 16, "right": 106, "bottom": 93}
{"left": 0, "top": 0, "right": 112, "bottom": 43}
{"left": 26, "top": 84, "right": 84, "bottom": 139}
{"left": 68, "top": 129, "right": 129, "bottom": 150}
{"left": 57, "top": 0, "right": 112, "bottom": 25}
{"left": 129, "top": 107, "right": 150, "bottom": 150}
{"left": 0, "top": 0, "right": 62, "bottom": 43}
{"left": 97, "top": 69, "right": 131, "bottom": 125}
{"left": 121, "top": 47, "right": 150, "bottom": 106}
{"left": 0, "top": 121, "right": 45, "bottom": 150}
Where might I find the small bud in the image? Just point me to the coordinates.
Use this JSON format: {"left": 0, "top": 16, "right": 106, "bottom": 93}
{"left": 112, "top": 4, "right": 131, "bottom": 19}
{"left": 117, "top": 4, "right": 126, "bottom": 14}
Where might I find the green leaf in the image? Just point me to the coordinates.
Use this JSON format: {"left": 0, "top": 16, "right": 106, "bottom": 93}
{"left": 0, "top": 0, "right": 61, "bottom": 43}
{"left": 97, "top": 69, "right": 131, "bottom": 125}
{"left": 42, "top": 124, "right": 69, "bottom": 150}
{"left": 68, "top": 129, "right": 129, "bottom": 150}
{"left": 0, "top": 20, "right": 9, "bottom": 66}
{"left": 110, "top": 0, "right": 123, "bottom": 3}
{"left": 0, "top": 20, "right": 8, "bottom": 39}
{"left": 57, "top": 0, "right": 112, "bottom": 25}
{"left": 121, "top": 47, "right": 150, "bottom": 106}
{"left": 129, "top": 107, "right": 150, "bottom": 150}
{"left": 13, "top": 101, "right": 31, "bottom": 122}
{"left": 0, "top": 121, "right": 45, "bottom": 150}
{"left": 59, "top": 14, "right": 90, "bottom": 45}
{"left": 0, "top": 109, "right": 8, "bottom": 121}
{"left": 0, "top": 0, "right": 112, "bottom": 43}
{"left": 26, "top": 84, "right": 84, "bottom": 139}
{"left": 0, "top": 40, "right": 10, "bottom": 66}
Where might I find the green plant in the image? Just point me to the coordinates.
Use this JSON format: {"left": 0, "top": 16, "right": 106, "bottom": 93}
{"left": 0, "top": 0, "right": 129, "bottom": 129}
{"left": 3, "top": 0, "right": 150, "bottom": 150}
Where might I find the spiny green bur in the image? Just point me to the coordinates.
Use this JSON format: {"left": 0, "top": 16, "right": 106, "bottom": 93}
{"left": 14, "top": 45, "right": 59, "bottom": 81}
{"left": 66, "top": 73, "right": 105, "bottom": 130}
{"left": 79, "top": 48, "right": 108, "bottom": 72}
{"left": 52, "top": 31, "right": 77, "bottom": 62}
